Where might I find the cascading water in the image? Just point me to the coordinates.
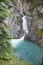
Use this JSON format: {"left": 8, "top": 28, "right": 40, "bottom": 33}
{"left": 10, "top": 15, "right": 28, "bottom": 47}
{"left": 10, "top": 15, "right": 43, "bottom": 65}
{"left": 10, "top": 34, "right": 25, "bottom": 47}
{"left": 22, "top": 14, "right": 28, "bottom": 33}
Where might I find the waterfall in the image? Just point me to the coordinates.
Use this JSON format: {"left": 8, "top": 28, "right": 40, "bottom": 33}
{"left": 10, "top": 15, "right": 28, "bottom": 47}
{"left": 10, "top": 34, "right": 25, "bottom": 47}
{"left": 22, "top": 15, "right": 28, "bottom": 33}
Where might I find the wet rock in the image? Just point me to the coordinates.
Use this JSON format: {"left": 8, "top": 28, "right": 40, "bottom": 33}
{"left": 41, "top": 56, "right": 43, "bottom": 65}
{"left": 24, "top": 32, "right": 36, "bottom": 42}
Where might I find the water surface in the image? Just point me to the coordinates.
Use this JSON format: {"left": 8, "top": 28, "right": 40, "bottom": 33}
{"left": 13, "top": 40, "right": 43, "bottom": 65}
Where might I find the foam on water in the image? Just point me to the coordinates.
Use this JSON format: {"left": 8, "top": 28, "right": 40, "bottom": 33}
{"left": 10, "top": 34, "right": 25, "bottom": 47}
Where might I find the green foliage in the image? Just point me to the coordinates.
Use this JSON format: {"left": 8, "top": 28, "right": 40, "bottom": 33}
{"left": 3, "top": 52, "right": 12, "bottom": 59}
{"left": 37, "top": 29, "right": 42, "bottom": 39}
{"left": 0, "top": 4, "right": 10, "bottom": 20}
{"left": 0, "top": 7, "right": 10, "bottom": 19}
{"left": 37, "top": 12, "right": 43, "bottom": 19}
{"left": 0, "top": 0, "right": 12, "bottom": 59}
{"left": 21, "top": 0, "right": 43, "bottom": 11}
{"left": 0, "top": 0, "right": 11, "bottom": 4}
{"left": 0, "top": 58, "right": 32, "bottom": 65}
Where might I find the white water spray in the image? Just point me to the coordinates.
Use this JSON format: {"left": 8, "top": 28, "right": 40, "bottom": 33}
{"left": 22, "top": 15, "right": 28, "bottom": 32}
{"left": 10, "top": 15, "right": 28, "bottom": 47}
{"left": 10, "top": 34, "right": 25, "bottom": 47}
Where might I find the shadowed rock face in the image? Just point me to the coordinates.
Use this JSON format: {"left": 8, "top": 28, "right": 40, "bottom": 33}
{"left": 24, "top": 32, "right": 36, "bottom": 42}
{"left": 24, "top": 33, "right": 31, "bottom": 41}
{"left": 24, "top": 33, "right": 43, "bottom": 48}
{"left": 41, "top": 56, "right": 43, "bottom": 65}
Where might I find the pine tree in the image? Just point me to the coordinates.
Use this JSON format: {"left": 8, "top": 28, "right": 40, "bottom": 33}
{"left": 0, "top": 0, "right": 12, "bottom": 59}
